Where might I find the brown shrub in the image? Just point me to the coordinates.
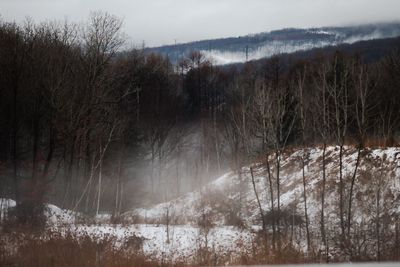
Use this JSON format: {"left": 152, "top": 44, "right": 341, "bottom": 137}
{"left": 0, "top": 230, "right": 162, "bottom": 267}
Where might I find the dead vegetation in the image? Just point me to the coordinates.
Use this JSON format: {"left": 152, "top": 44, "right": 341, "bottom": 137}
{"left": 0, "top": 228, "right": 159, "bottom": 267}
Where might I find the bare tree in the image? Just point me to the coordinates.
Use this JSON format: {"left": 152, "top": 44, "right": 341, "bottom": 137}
{"left": 294, "top": 63, "right": 311, "bottom": 254}
{"left": 252, "top": 76, "right": 277, "bottom": 248}
{"left": 250, "top": 167, "right": 266, "bottom": 234}
{"left": 347, "top": 60, "right": 375, "bottom": 240}
{"left": 313, "top": 60, "right": 332, "bottom": 260}
{"left": 266, "top": 61, "right": 296, "bottom": 248}
{"left": 327, "top": 53, "right": 350, "bottom": 243}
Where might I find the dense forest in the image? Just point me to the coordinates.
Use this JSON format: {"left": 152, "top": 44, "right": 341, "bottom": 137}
{"left": 1, "top": 12, "right": 400, "bottom": 264}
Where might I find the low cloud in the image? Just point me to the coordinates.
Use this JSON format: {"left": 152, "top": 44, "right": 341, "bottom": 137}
{"left": 1, "top": 0, "right": 400, "bottom": 46}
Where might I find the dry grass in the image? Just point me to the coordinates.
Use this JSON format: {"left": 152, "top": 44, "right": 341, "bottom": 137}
{"left": 0, "top": 229, "right": 167, "bottom": 267}
{"left": 0, "top": 225, "right": 312, "bottom": 267}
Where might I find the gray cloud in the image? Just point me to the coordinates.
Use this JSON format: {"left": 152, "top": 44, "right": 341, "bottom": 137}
{"left": 1, "top": 0, "right": 400, "bottom": 46}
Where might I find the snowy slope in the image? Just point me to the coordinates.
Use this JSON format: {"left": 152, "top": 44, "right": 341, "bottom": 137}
{"left": 124, "top": 146, "right": 400, "bottom": 260}
{"left": 130, "top": 146, "right": 400, "bottom": 234}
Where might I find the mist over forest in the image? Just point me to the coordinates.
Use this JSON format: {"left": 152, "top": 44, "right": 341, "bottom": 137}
{"left": 1, "top": 10, "right": 400, "bottom": 267}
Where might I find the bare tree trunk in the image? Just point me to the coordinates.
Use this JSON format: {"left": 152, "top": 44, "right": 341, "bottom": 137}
{"left": 136, "top": 87, "right": 140, "bottom": 124}
{"left": 114, "top": 148, "right": 123, "bottom": 217}
{"left": 395, "top": 220, "right": 399, "bottom": 260}
{"left": 166, "top": 207, "right": 170, "bottom": 244}
{"left": 175, "top": 149, "right": 180, "bottom": 197}
{"left": 62, "top": 141, "right": 75, "bottom": 209}
{"left": 85, "top": 176, "right": 93, "bottom": 213}
{"left": 96, "top": 146, "right": 102, "bottom": 216}
{"left": 73, "top": 124, "right": 115, "bottom": 212}
{"left": 118, "top": 180, "right": 124, "bottom": 214}
{"left": 348, "top": 63, "right": 369, "bottom": 244}
{"left": 276, "top": 150, "right": 281, "bottom": 248}
{"left": 321, "top": 143, "right": 328, "bottom": 261}
{"left": 250, "top": 167, "right": 266, "bottom": 232}
{"left": 115, "top": 179, "right": 119, "bottom": 216}
{"left": 31, "top": 100, "right": 40, "bottom": 183}
{"left": 43, "top": 120, "right": 55, "bottom": 179}
{"left": 297, "top": 68, "right": 311, "bottom": 255}
{"left": 151, "top": 146, "right": 155, "bottom": 194}
{"left": 302, "top": 149, "right": 311, "bottom": 254}
{"left": 158, "top": 145, "right": 162, "bottom": 196}
{"left": 12, "top": 82, "right": 19, "bottom": 205}
{"left": 376, "top": 183, "right": 381, "bottom": 261}
{"left": 213, "top": 107, "right": 221, "bottom": 173}
{"left": 266, "top": 154, "right": 276, "bottom": 250}
{"left": 347, "top": 146, "right": 362, "bottom": 236}
{"left": 339, "top": 144, "right": 345, "bottom": 241}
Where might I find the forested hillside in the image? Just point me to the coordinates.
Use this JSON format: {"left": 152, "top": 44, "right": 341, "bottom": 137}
{"left": 146, "top": 23, "right": 400, "bottom": 64}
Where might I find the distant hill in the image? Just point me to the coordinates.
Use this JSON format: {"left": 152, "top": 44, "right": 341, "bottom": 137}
{"left": 145, "top": 23, "right": 400, "bottom": 65}
{"left": 223, "top": 36, "right": 400, "bottom": 72}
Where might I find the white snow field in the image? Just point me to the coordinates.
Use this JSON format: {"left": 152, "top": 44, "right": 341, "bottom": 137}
{"left": 68, "top": 224, "right": 254, "bottom": 262}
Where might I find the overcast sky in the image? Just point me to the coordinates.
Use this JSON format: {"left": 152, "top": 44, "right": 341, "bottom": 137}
{"left": 1, "top": 0, "right": 400, "bottom": 47}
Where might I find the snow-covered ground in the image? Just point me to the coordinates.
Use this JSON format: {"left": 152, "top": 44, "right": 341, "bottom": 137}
{"left": 129, "top": 146, "right": 400, "bottom": 259}
{"left": 1, "top": 200, "right": 255, "bottom": 262}
{"left": 0, "top": 198, "right": 15, "bottom": 221}
{"left": 131, "top": 146, "right": 400, "bottom": 227}
{"left": 0, "top": 198, "right": 75, "bottom": 225}
{"left": 1, "top": 146, "right": 400, "bottom": 263}
{"left": 66, "top": 224, "right": 254, "bottom": 262}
